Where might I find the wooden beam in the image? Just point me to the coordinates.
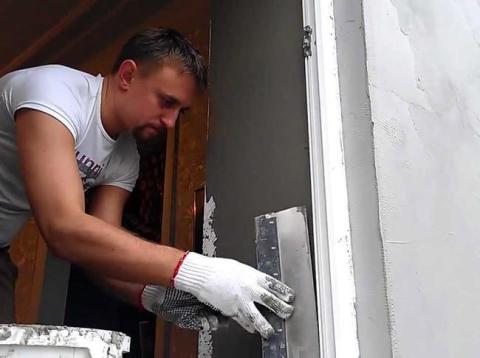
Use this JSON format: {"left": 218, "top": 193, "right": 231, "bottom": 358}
{"left": 0, "top": 0, "right": 96, "bottom": 75}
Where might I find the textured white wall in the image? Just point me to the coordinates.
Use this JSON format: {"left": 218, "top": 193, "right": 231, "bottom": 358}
{"left": 363, "top": 0, "right": 480, "bottom": 357}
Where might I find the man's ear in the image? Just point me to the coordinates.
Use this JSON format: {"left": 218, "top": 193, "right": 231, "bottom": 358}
{"left": 117, "top": 60, "right": 138, "bottom": 90}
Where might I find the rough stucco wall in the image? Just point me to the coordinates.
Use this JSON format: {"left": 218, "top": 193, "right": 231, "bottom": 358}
{"left": 363, "top": 0, "right": 480, "bottom": 356}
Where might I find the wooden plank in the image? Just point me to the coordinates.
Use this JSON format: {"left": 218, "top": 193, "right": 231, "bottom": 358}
{"left": 0, "top": 0, "right": 96, "bottom": 75}
{"left": 155, "top": 126, "right": 177, "bottom": 358}
{"left": 0, "top": 0, "right": 84, "bottom": 73}
{"left": 163, "top": 1, "right": 211, "bottom": 355}
{"left": 10, "top": 219, "right": 47, "bottom": 323}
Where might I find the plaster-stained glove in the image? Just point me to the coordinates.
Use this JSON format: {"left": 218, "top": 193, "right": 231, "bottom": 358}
{"left": 141, "top": 285, "right": 221, "bottom": 330}
{"left": 172, "top": 252, "right": 295, "bottom": 339}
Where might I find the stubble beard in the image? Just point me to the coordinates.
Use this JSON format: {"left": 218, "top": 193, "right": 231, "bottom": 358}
{"left": 133, "top": 125, "right": 168, "bottom": 154}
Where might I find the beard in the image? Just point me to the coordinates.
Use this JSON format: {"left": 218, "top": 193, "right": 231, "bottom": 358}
{"left": 133, "top": 125, "right": 168, "bottom": 155}
{"left": 133, "top": 124, "right": 167, "bottom": 141}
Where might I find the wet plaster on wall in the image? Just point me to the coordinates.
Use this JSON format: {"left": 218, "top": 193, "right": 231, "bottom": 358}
{"left": 363, "top": 0, "right": 480, "bottom": 356}
{"left": 198, "top": 196, "right": 217, "bottom": 358}
{"left": 202, "top": 197, "right": 218, "bottom": 258}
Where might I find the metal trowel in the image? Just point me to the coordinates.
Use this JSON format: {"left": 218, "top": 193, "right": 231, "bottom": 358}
{"left": 254, "top": 206, "right": 320, "bottom": 358}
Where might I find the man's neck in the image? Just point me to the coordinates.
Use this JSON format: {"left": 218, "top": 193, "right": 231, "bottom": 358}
{"left": 100, "top": 75, "right": 122, "bottom": 139}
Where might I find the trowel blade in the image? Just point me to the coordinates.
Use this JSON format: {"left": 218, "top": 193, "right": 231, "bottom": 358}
{"left": 255, "top": 206, "right": 320, "bottom": 358}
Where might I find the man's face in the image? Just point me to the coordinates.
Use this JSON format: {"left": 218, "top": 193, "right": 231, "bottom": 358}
{"left": 120, "top": 62, "right": 197, "bottom": 141}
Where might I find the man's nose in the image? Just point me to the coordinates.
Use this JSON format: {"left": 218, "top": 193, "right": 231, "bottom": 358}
{"left": 160, "top": 111, "right": 178, "bottom": 128}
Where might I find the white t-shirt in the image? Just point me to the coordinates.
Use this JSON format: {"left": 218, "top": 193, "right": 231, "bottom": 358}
{"left": 0, "top": 65, "right": 140, "bottom": 247}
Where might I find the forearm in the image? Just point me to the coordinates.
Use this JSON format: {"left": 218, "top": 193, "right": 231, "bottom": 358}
{"left": 93, "top": 274, "right": 145, "bottom": 307}
{"left": 95, "top": 274, "right": 222, "bottom": 331}
{"left": 45, "top": 211, "right": 183, "bottom": 286}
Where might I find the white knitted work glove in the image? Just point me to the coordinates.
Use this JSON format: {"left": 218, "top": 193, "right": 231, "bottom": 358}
{"left": 172, "top": 252, "right": 295, "bottom": 339}
{"left": 141, "top": 285, "right": 221, "bottom": 330}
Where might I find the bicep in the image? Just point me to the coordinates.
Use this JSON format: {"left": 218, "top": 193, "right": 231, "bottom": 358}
{"left": 87, "top": 185, "right": 130, "bottom": 227}
{"left": 15, "top": 109, "right": 85, "bottom": 236}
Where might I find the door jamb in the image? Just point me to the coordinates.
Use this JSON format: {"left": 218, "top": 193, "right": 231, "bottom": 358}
{"left": 302, "top": 0, "right": 361, "bottom": 356}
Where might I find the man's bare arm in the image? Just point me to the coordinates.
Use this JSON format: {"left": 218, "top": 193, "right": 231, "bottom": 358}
{"left": 86, "top": 184, "right": 145, "bottom": 307}
{"left": 15, "top": 109, "right": 183, "bottom": 286}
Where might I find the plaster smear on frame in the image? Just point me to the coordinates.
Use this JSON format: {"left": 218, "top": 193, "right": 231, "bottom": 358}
{"left": 198, "top": 196, "right": 217, "bottom": 358}
{"left": 202, "top": 196, "right": 218, "bottom": 257}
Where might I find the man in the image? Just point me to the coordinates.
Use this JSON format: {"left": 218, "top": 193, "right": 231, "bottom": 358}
{"left": 0, "top": 28, "right": 294, "bottom": 339}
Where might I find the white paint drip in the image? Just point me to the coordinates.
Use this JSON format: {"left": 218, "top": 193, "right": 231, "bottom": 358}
{"left": 198, "top": 195, "right": 217, "bottom": 358}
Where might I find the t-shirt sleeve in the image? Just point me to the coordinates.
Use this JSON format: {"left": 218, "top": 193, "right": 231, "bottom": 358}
{"left": 9, "top": 69, "right": 83, "bottom": 141}
{"left": 100, "top": 135, "right": 140, "bottom": 192}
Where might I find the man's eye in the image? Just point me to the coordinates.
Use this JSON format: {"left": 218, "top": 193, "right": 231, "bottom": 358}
{"left": 178, "top": 109, "right": 189, "bottom": 118}
{"left": 160, "top": 97, "right": 174, "bottom": 108}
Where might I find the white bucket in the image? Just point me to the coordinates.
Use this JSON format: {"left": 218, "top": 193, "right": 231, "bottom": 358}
{"left": 0, "top": 324, "right": 130, "bottom": 358}
{"left": 0, "top": 344, "right": 90, "bottom": 357}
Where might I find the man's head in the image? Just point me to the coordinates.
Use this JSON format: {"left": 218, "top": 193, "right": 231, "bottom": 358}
{"left": 108, "top": 28, "right": 207, "bottom": 141}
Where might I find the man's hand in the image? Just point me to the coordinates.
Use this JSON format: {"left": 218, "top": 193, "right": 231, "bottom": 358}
{"left": 141, "top": 285, "right": 222, "bottom": 330}
{"left": 173, "top": 252, "right": 295, "bottom": 339}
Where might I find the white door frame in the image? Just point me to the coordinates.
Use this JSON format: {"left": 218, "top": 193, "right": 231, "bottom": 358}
{"left": 302, "top": 0, "right": 360, "bottom": 357}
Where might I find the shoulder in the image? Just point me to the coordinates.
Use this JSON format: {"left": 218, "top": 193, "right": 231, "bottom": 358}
{"left": 3, "top": 65, "right": 103, "bottom": 141}
{"left": 3, "top": 65, "right": 101, "bottom": 100}
{"left": 28, "top": 65, "right": 100, "bottom": 97}
{"left": 23, "top": 64, "right": 96, "bottom": 81}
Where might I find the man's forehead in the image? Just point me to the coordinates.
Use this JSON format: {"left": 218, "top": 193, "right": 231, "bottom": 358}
{"left": 147, "top": 64, "right": 196, "bottom": 103}
{"left": 161, "top": 91, "right": 192, "bottom": 110}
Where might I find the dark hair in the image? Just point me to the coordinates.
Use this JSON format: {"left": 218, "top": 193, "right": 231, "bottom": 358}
{"left": 112, "top": 28, "right": 207, "bottom": 90}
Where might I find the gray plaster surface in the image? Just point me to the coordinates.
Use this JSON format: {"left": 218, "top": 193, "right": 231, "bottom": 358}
{"left": 207, "top": 1, "right": 311, "bottom": 356}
